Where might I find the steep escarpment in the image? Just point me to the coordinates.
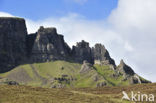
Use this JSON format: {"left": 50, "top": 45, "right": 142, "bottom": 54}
{"left": 71, "top": 40, "right": 94, "bottom": 64}
{"left": 0, "top": 17, "right": 151, "bottom": 87}
{"left": 30, "top": 26, "right": 71, "bottom": 62}
{"left": 0, "top": 17, "right": 27, "bottom": 73}
{"left": 92, "top": 44, "right": 116, "bottom": 66}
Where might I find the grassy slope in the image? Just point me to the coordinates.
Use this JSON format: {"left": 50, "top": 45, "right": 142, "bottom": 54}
{"left": 0, "top": 61, "right": 130, "bottom": 88}
{"left": 0, "top": 83, "right": 156, "bottom": 103}
{"left": 94, "top": 64, "right": 129, "bottom": 86}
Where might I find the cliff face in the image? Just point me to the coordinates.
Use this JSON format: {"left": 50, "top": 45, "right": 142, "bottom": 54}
{"left": 0, "top": 17, "right": 27, "bottom": 73}
{"left": 71, "top": 40, "right": 94, "bottom": 64}
{"left": 30, "top": 26, "right": 71, "bottom": 62}
{"left": 0, "top": 17, "right": 150, "bottom": 85}
{"left": 92, "top": 44, "right": 116, "bottom": 66}
{"left": 0, "top": 17, "right": 115, "bottom": 68}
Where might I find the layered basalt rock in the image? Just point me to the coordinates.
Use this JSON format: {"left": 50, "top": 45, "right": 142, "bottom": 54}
{"left": 117, "top": 59, "right": 135, "bottom": 77}
{"left": 30, "top": 26, "right": 71, "bottom": 62}
{"left": 71, "top": 40, "right": 94, "bottom": 64}
{"left": 92, "top": 44, "right": 116, "bottom": 66}
{"left": 116, "top": 60, "right": 150, "bottom": 84}
{"left": 0, "top": 17, "right": 27, "bottom": 73}
{"left": 0, "top": 17, "right": 151, "bottom": 85}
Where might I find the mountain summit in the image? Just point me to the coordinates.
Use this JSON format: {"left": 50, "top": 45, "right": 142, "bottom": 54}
{"left": 0, "top": 17, "right": 151, "bottom": 88}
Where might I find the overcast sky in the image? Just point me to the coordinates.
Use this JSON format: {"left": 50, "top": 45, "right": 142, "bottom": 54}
{"left": 0, "top": 0, "right": 156, "bottom": 82}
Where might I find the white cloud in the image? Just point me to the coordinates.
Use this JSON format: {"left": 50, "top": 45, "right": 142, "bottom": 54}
{"left": 0, "top": 0, "right": 156, "bottom": 82}
{"left": 124, "top": 42, "right": 134, "bottom": 52}
{"left": 0, "top": 12, "right": 14, "bottom": 17}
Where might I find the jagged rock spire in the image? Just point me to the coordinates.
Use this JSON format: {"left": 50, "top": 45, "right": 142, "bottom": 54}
{"left": 117, "top": 59, "right": 135, "bottom": 77}
{"left": 92, "top": 43, "right": 116, "bottom": 66}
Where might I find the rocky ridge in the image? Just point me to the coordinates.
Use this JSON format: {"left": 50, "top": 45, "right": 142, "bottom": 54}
{"left": 0, "top": 17, "right": 151, "bottom": 85}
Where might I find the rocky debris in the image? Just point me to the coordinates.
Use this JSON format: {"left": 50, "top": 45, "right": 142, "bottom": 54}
{"left": 111, "top": 73, "right": 120, "bottom": 79}
{"left": 61, "top": 74, "right": 68, "bottom": 78}
{"left": 0, "top": 78, "right": 19, "bottom": 85}
{"left": 96, "top": 81, "right": 107, "bottom": 87}
{"left": 130, "top": 74, "right": 142, "bottom": 84}
{"left": 50, "top": 75, "right": 77, "bottom": 88}
{"left": 71, "top": 40, "right": 94, "bottom": 64}
{"left": 6, "top": 81, "right": 19, "bottom": 85}
{"left": 130, "top": 74, "right": 151, "bottom": 84}
{"left": 92, "top": 73, "right": 104, "bottom": 82}
{"left": 92, "top": 73, "right": 99, "bottom": 82}
{"left": 30, "top": 26, "right": 71, "bottom": 62}
{"left": 117, "top": 59, "right": 135, "bottom": 78}
{"left": 92, "top": 44, "right": 115, "bottom": 66}
{"left": 0, "top": 17, "right": 27, "bottom": 73}
{"left": 51, "top": 83, "right": 65, "bottom": 88}
{"left": 79, "top": 60, "right": 93, "bottom": 74}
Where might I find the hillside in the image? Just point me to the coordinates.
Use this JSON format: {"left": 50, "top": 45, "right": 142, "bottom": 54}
{"left": 0, "top": 17, "right": 151, "bottom": 88}
{"left": 0, "top": 60, "right": 149, "bottom": 88}
{"left": 0, "top": 83, "right": 156, "bottom": 103}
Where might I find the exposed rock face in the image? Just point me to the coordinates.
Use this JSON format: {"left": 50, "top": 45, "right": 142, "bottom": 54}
{"left": 130, "top": 74, "right": 142, "bottom": 84}
{"left": 26, "top": 32, "right": 37, "bottom": 57}
{"left": 0, "top": 17, "right": 27, "bottom": 73}
{"left": 92, "top": 44, "right": 115, "bottom": 66}
{"left": 71, "top": 40, "right": 94, "bottom": 64}
{"left": 0, "top": 17, "right": 151, "bottom": 85}
{"left": 117, "top": 59, "right": 135, "bottom": 78}
{"left": 96, "top": 82, "right": 107, "bottom": 87}
{"left": 30, "top": 26, "right": 71, "bottom": 62}
{"left": 79, "top": 60, "right": 93, "bottom": 74}
{"left": 117, "top": 60, "right": 151, "bottom": 84}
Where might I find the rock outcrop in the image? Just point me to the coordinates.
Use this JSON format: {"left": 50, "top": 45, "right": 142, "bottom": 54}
{"left": 92, "top": 44, "right": 115, "bottom": 66}
{"left": 0, "top": 17, "right": 27, "bottom": 73}
{"left": 30, "top": 26, "right": 71, "bottom": 62}
{"left": 71, "top": 40, "right": 94, "bottom": 64}
{"left": 117, "top": 59, "right": 135, "bottom": 78}
{"left": 0, "top": 17, "right": 151, "bottom": 85}
{"left": 79, "top": 60, "right": 93, "bottom": 74}
{"left": 117, "top": 60, "right": 150, "bottom": 84}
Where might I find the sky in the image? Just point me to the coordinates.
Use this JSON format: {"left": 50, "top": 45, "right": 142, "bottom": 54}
{"left": 0, "top": 0, "right": 118, "bottom": 20}
{"left": 0, "top": 0, "right": 156, "bottom": 82}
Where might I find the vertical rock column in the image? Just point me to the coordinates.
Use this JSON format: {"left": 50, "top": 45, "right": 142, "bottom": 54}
{"left": 30, "top": 26, "right": 71, "bottom": 62}
{"left": 71, "top": 40, "right": 94, "bottom": 64}
{"left": 0, "top": 17, "right": 27, "bottom": 73}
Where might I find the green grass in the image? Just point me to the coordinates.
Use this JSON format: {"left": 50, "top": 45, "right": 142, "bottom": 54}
{"left": 0, "top": 60, "right": 142, "bottom": 88}
{"left": 0, "top": 83, "right": 156, "bottom": 103}
{"left": 94, "top": 64, "right": 129, "bottom": 86}
{"left": 33, "top": 61, "right": 81, "bottom": 78}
